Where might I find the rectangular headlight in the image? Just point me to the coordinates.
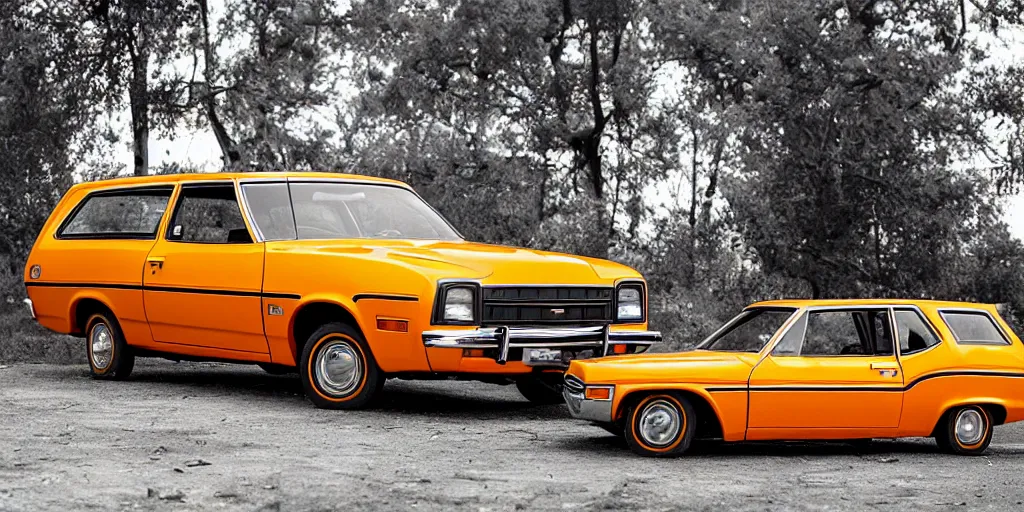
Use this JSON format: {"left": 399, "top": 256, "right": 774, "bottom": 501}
{"left": 443, "top": 286, "right": 475, "bottom": 322}
{"left": 616, "top": 283, "right": 644, "bottom": 322}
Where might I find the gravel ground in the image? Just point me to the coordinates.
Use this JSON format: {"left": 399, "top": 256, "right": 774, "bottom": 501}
{"left": 1, "top": 361, "right": 1024, "bottom": 511}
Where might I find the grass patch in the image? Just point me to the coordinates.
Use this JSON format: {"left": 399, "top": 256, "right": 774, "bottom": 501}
{"left": 0, "top": 305, "right": 84, "bottom": 364}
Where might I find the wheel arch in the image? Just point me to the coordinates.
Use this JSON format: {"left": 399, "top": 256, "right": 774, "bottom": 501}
{"left": 69, "top": 293, "right": 115, "bottom": 337}
{"left": 930, "top": 400, "right": 1008, "bottom": 437}
{"left": 288, "top": 298, "right": 366, "bottom": 364}
{"left": 615, "top": 385, "right": 725, "bottom": 440}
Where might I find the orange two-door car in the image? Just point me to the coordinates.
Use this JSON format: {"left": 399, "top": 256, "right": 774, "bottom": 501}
{"left": 24, "top": 172, "right": 660, "bottom": 408}
{"left": 564, "top": 299, "right": 1024, "bottom": 456}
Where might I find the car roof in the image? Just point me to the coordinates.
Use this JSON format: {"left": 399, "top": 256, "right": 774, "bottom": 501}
{"left": 749, "top": 298, "right": 995, "bottom": 310}
{"left": 72, "top": 172, "right": 409, "bottom": 192}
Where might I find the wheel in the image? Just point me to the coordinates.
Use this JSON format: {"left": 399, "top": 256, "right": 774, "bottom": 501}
{"left": 85, "top": 311, "right": 134, "bottom": 380}
{"left": 624, "top": 393, "right": 696, "bottom": 457}
{"left": 299, "top": 322, "right": 382, "bottom": 410}
{"left": 935, "top": 405, "right": 994, "bottom": 455}
{"left": 514, "top": 374, "right": 564, "bottom": 405}
{"left": 257, "top": 363, "right": 295, "bottom": 375}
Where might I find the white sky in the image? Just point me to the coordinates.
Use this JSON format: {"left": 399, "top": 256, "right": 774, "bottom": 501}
{"left": 110, "top": 4, "right": 1024, "bottom": 239}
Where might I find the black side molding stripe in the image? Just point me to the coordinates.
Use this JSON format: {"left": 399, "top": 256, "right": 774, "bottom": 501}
{"left": 705, "top": 370, "right": 1024, "bottom": 394}
{"left": 25, "top": 281, "right": 141, "bottom": 291}
{"left": 26, "top": 281, "right": 301, "bottom": 300}
{"left": 353, "top": 293, "right": 419, "bottom": 302}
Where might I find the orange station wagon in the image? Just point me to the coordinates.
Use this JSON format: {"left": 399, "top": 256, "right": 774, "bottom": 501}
{"left": 24, "top": 172, "right": 660, "bottom": 408}
{"left": 563, "top": 299, "right": 1024, "bottom": 456}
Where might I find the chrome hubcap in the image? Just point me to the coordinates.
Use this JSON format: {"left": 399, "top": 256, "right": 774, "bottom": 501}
{"left": 955, "top": 409, "right": 985, "bottom": 446}
{"left": 314, "top": 340, "right": 363, "bottom": 397}
{"left": 638, "top": 400, "right": 682, "bottom": 447}
{"left": 90, "top": 323, "right": 113, "bottom": 370}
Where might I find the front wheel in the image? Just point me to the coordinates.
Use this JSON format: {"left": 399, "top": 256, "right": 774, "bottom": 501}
{"left": 936, "top": 405, "right": 993, "bottom": 455}
{"left": 85, "top": 311, "right": 134, "bottom": 380}
{"left": 624, "top": 393, "right": 697, "bottom": 457}
{"left": 299, "top": 322, "right": 382, "bottom": 410}
{"left": 515, "top": 374, "right": 564, "bottom": 405}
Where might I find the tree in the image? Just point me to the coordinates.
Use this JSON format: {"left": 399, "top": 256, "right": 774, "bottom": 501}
{"left": 654, "top": 0, "right": 1024, "bottom": 300}
{"left": 0, "top": 1, "right": 93, "bottom": 278}
{"left": 343, "top": 0, "right": 681, "bottom": 258}
{"left": 77, "top": 0, "right": 197, "bottom": 176}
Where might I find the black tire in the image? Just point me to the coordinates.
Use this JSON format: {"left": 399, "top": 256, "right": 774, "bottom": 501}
{"left": 515, "top": 374, "right": 564, "bottom": 405}
{"left": 299, "top": 322, "right": 382, "bottom": 410}
{"left": 624, "top": 393, "right": 697, "bottom": 457}
{"left": 85, "top": 311, "right": 134, "bottom": 380}
{"left": 257, "top": 363, "right": 295, "bottom": 375}
{"left": 935, "top": 405, "right": 994, "bottom": 455}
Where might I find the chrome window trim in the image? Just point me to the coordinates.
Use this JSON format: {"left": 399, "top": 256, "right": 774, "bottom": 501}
{"left": 54, "top": 184, "right": 176, "bottom": 241}
{"left": 165, "top": 180, "right": 257, "bottom": 244}
{"left": 891, "top": 306, "right": 944, "bottom": 357}
{"left": 937, "top": 308, "right": 1012, "bottom": 346}
{"left": 237, "top": 176, "right": 465, "bottom": 241}
{"left": 694, "top": 306, "right": 800, "bottom": 354}
{"left": 761, "top": 304, "right": 933, "bottom": 359}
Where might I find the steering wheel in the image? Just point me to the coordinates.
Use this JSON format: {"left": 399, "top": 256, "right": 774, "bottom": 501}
{"left": 375, "top": 229, "right": 403, "bottom": 238}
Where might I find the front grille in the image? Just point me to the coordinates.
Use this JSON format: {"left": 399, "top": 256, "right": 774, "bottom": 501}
{"left": 481, "top": 286, "right": 613, "bottom": 326}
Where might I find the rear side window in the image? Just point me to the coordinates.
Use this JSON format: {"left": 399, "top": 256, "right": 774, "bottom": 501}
{"left": 59, "top": 187, "right": 173, "bottom": 239}
{"left": 941, "top": 311, "right": 1010, "bottom": 345}
{"left": 894, "top": 309, "right": 941, "bottom": 355}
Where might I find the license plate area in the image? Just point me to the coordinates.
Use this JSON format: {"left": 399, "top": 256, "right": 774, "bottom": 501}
{"left": 522, "top": 348, "right": 596, "bottom": 366}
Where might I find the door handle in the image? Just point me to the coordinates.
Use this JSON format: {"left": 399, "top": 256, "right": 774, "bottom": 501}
{"left": 147, "top": 257, "right": 165, "bottom": 269}
{"left": 870, "top": 362, "right": 899, "bottom": 370}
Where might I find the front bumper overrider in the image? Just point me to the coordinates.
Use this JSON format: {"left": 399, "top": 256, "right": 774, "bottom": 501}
{"left": 421, "top": 324, "right": 661, "bottom": 364}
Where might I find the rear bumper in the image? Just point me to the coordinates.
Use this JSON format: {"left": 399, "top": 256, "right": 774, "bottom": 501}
{"left": 24, "top": 298, "right": 35, "bottom": 320}
{"left": 421, "top": 325, "right": 661, "bottom": 364}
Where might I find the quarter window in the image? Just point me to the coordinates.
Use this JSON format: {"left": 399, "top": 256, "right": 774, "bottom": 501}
{"left": 59, "top": 187, "right": 172, "bottom": 239}
{"left": 168, "top": 184, "right": 252, "bottom": 244}
{"left": 894, "top": 309, "right": 941, "bottom": 355}
{"left": 940, "top": 311, "right": 1009, "bottom": 345}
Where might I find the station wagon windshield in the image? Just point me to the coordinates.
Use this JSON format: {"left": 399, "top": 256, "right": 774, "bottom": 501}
{"left": 242, "top": 182, "right": 461, "bottom": 241}
{"left": 696, "top": 308, "right": 797, "bottom": 353}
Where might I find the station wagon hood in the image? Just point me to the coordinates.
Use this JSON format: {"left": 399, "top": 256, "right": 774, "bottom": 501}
{"left": 567, "top": 350, "right": 759, "bottom": 386}
{"left": 297, "top": 240, "right": 639, "bottom": 284}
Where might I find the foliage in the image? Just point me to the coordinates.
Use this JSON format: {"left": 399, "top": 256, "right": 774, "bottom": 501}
{"left": 2, "top": 0, "right": 1024, "bottom": 357}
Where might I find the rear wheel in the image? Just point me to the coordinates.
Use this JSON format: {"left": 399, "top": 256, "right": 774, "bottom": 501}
{"left": 299, "top": 322, "right": 382, "bottom": 410}
{"left": 515, "top": 374, "right": 564, "bottom": 405}
{"left": 936, "top": 405, "right": 993, "bottom": 455}
{"left": 624, "top": 393, "right": 696, "bottom": 457}
{"left": 85, "top": 311, "right": 134, "bottom": 380}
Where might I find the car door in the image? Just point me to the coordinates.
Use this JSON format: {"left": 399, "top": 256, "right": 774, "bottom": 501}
{"left": 747, "top": 307, "right": 904, "bottom": 435}
{"left": 143, "top": 181, "right": 269, "bottom": 354}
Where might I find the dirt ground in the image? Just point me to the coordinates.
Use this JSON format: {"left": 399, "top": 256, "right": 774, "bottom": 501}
{"left": 1, "top": 361, "right": 1024, "bottom": 511}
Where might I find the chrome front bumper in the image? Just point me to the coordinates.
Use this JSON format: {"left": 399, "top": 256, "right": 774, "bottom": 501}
{"left": 24, "top": 298, "right": 35, "bottom": 319}
{"left": 562, "top": 375, "right": 614, "bottom": 422}
{"left": 421, "top": 325, "right": 661, "bottom": 364}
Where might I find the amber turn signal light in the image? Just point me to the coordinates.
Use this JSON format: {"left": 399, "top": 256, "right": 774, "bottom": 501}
{"left": 462, "top": 348, "right": 485, "bottom": 357}
{"left": 585, "top": 387, "right": 612, "bottom": 400}
{"left": 612, "top": 344, "right": 628, "bottom": 354}
{"left": 376, "top": 318, "right": 409, "bottom": 333}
